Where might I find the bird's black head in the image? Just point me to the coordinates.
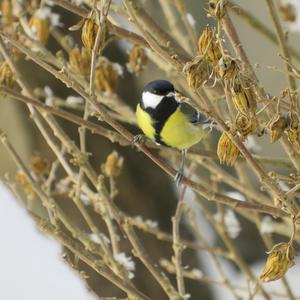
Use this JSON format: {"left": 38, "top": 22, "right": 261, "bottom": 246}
{"left": 141, "top": 80, "right": 177, "bottom": 110}
{"left": 143, "top": 80, "right": 175, "bottom": 96}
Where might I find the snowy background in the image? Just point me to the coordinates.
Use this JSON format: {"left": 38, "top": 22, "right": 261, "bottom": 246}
{"left": 1, "top": 181, "right": 300, "bottom": 300}
{"left": 0, "top": 183, "right": 95, "bottom": 300}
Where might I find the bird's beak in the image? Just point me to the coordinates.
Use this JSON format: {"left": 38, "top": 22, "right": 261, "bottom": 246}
{"left": 174, "top": 89, "right": 191, "bottom": 103}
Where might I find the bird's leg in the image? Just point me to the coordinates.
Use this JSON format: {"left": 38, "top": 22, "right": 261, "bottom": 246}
{"left": 175, "top": 149, "right": 187, "bottom": 186}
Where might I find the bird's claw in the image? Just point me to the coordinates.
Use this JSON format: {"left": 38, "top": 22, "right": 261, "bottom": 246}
{"left": 202, "top": 120, "right": 217, "bottom": 133}
{"left": 174, "top": 170, "right": 184, "bottom": 186}
{"left": 132, "top": 134, "right": 146, "bottom": 146}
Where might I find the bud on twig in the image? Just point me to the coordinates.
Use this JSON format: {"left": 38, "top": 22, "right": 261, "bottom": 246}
{"left": 15, "top": 171, "right": 36, "bottom": 200}
{"left": 30, "top": 154, "right": 50, "bottom": 177}
{"left": 29, "top": 13, "right": 50, "bottom": 45}
{"left": 126, "top": 45, "right": 148, "bottom": 75}
{"left": 95, "top": 57, "right": 120, "bottom": 95}
{"left": 278, "top": 2, "right": 296, "bottom": 22}
{"left": 69, "top": 47, "right": 91, "bottom": 77}
{"left": 103, "top": 151, "right": 124, "bottom": 178}
{"left": 1, "top": 0, "right": 14, "bottom": 26}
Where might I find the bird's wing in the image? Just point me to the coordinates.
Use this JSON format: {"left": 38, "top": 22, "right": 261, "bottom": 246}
{"left": 179, "top": 103, "right": 211, "bottom": 124}
{"left": 189, "top": 111, "right": 212, "bottom": 124}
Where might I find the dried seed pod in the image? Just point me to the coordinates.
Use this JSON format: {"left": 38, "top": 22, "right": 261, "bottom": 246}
{"left": 216, "top": 56, "right": 238, "bottom": 80}
{"left": 69, "top": 47, "right": 91, "bottom": 77}
{"left": 183, "top": 56, "right": 209, "bottom": 92}
{"left": 287, "top": 111, "right": 299, "bottom": 130}
{"left": 217, "top": 132, "right": 239, "bottom": 166}
{"left": 15, "top": 171, "right": 28, "bottom": 185}
{"left": 30, "top": 154, "right": 50, "bottom": 177}
{"left": 2, "top": 0, "right": 14, "bottom": 26}
{"left": 208, "top": 0, "right": 226, "bottom": 18}
{"left": 278, "top": 3, "right": 296, "bottom": 22}
{"left": 198, "top": 27, "right": 222, "bottom": 65}
{"left": 15, "top": 171, "right": 36, "bottom": 200}
{"left": 295, "top": 212, "right": 300, "bottom": 225}
{"left": 286, "top": 112, "right": 300, "bottom": 150}
{"left": 0, "top": 61, "right": 15, "bottom": 88}
{"left": 29, "top": 14, "right": 50, "bottom": 45}
{"left": 126, "top": 45, "right": 148, "bottom": 74}
{"left": 231, "top": 82, "right": 257, "bottom": 116}
{"left": 270, "top": 114, "right": 288, "bottom": 143}
{"left": 95, "top": 57, "right": 119, "bottom": 95}
{"left": 287, "top": 128, "right": 300, "bottom": 151}
{"left": 102, "top": 151, "right": 124, "bottom": 177}
{"left": 81, "top": 16, "right": 99, "bottom": 51}
{"left": 235, "top": 114, "right": 256, "bottom": 138}
{"left": 260, "top": 242, "right": 295, "bottom": 282}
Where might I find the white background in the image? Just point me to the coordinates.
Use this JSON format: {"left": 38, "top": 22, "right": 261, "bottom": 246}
{"left": 0, "top": 183, "right": 95, "bottom": 300}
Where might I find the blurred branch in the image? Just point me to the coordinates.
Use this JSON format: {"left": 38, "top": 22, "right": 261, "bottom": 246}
{"left": 172, "top": 190, "right": 187, "bottom": 297}
{"left": 1, "top": 0, "right": 300, "bottom": 298}
{"left": 51, "top": 0, "right": 149, "bottom": 47}
{"left": 38, "top": 219, "right": 151, "bottom": 300}
{"left": 265, "top": 0, "right": 298, "bottom": 110}
{"left": 228, "top": 1, "right": 300, "bottom": 62}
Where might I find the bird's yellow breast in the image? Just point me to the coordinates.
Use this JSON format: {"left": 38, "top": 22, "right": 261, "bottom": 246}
{"left": 136, "top": 103, "right": 155, "bottom": 140}
{"left": 160, "top": 107, "right": 205, "bottom": 150}
{"left": 136, "top": 104, "right": 205, "bottom": 150}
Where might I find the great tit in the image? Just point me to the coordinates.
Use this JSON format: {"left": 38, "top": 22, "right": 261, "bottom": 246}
{"left": 136, "top": 80, "right": 211, "bottom": 184}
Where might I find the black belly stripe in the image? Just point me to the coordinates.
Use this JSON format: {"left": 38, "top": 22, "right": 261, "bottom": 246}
{"left": 141, "top": 96, "right": 179, "bottom": 146}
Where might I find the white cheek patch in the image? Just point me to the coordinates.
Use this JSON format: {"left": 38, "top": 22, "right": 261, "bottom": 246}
{"left": 142, "top": 91, "right": 164, "bottom": 109}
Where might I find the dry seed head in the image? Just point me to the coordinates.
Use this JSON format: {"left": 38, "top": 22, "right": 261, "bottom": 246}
{"left": 69, "top": 47, "right": 91, "bottom": 77}
{"left": 183, "top": 56, "right": 209, "bottom": 92}
{"left": 287, "top": 111, "right": 299, "bottom": 130}
{"left": 81, "top": 17, "right": 99, "bottom": 52}
{"left": 296, "top": 213, "right": 300, "bottom": 224}
{"left": 216, "top": 56, "right": 238, "bottom": 80}
{"left": 95, "top": 57, "right": 119, "bottom": 95}
{"left": 231, "top": 82, "right": 257, "bottom": 116}
{"left": 270, "top": 114, "right": 288, "bottom": 143}
{"left": 260, "top": 242, "right": 295, "bottom": 282}
{"left": 0, "top": 61, "right": 15, "bottom": 88}
{"left": 15, "top": 170, "right": 29, "bottom": 185}
{"left": 127, "top": 45, "right": 148, "bottom": 75}
{"left": 15, "top": 171, "right": 36, "bottom": 200}
{"left": 208, "top": 0, "right": 226, "bottom": 18}
{"left": 30, "top": 154, "right": 50, "bottom": 177}
{"left": 1, "top": 0, "right": 14, "bottom": 26}
{"left": 235, "top": 114, "right": 256, "bottom": 138}
{"left": 29, "top": 15, "right": 50, "bottom": 45}
{"left": 286, "top": 112, "right": 300, "bottom": 150}
{"left": 217, "top": 132, "right": 239, "bottom": 166}
{"left": 103, "top": 151, "right": 124, "bottom": 177}
{"left": 278, "top": 2, "right": 296, "bottom": 22}
{"left": 198, "top": 27, "right": 222, "bottom": 65}
{"left": 287, "top": 128, "right": 300, "bottom": 151}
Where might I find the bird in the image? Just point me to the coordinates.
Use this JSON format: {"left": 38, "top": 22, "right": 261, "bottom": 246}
{"left": 136, "top": 79, "right": 212, "bottom": 184}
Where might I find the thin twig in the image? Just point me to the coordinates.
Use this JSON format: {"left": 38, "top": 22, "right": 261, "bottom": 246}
{"left": 265, "top": 0, "right": 299, "bottom": 110}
